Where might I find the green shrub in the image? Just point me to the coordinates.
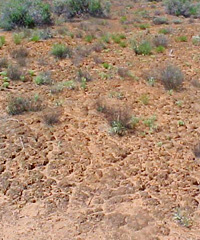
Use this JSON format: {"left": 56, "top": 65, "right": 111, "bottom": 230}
{"left": 132, "top": 40, "right": 152, "bottom": 55}
{"left": 0, "top": 0, "right": 52, "bottom": 30}
{"left": 156, "top": 45, "right": 165, "bottom": 53}
{"left": 51, "top": 43, "right": 72, "bottom": 59}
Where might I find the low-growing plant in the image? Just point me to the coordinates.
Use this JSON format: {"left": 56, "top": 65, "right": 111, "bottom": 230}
{"left": 140, "top": 94, "right": 149, "bottom": 105}
{"left": 160, "top": 64, "right": 184, "bottom": 90}
{"left": 132, "top": 40, "right": 152, "bottom": 55}
{"left": 139, "top": 23, "right": 150, "bottom": 29}
{"left": 156, "top": 45, "right": 165, "bottom": 53}
{"left": 173, "top": 208, "right": 192, "bottom": 228}
{"left": 51, "top": 43, "right": 72, "bottom": 59}
{"left": 11, "top": 47, "right": 29, "bottom": 59}
{"left": 13, "top": 33, "right": 23, "bottom": 45}
{"left": 76, "top": 69, "right": 92, "bottom": 82}
{"left": 43, "top": 109, "right": 61, "bottom": 125}
{"left": 85, "top": 34, "right": 95, "bottom": 43}
{"left": 34, "top": 71, "right": 53, "bottom": 85}
{"left": 0, "top": 58, "right": 8, "bottom": 70}
{"left": 192, "top": 35, "right": 200, "bottom": 46}
{"left": 0, "top": 36, "right": 5, "bottom": 48}
{"left": 63, "top": 80, "right": 76, "bottom": 90}
{"left": 153, "top": 34, "right": 168, "bottom": 47}
{"left": 7, "top": 95, "right": 42, "bottom": 115}
{"left": 176, "top": 35, "right": 188, "bottom": 42}
{"left": 143, "top": 115, "right": 157, "bottom": 132}
{"left": 159, "top": 28, "right": 171, "bottom": 34}
{"left": 153, "top": 17, "right": 169, "bottom": 25}
{"left": 7, "top": 64, "right": 23, "bottom": 81}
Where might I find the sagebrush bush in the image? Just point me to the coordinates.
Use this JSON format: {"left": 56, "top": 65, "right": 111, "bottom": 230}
{"left": 160, "top": 64, "right": 184, "bottom": 90}
{"left": 51, "top": 43, "right": 72, "bottom": 59}
{"left": 7, "top": 64, "right": 23, "bottom": 80}
{"left": 7, "top": 95, "right": 42, "bottom": 115}
{"left": 53, "top": 0, "right": 110, "bottom": 18}
{"left": 165, "top": 0, "right": 200, "bottom": 17}
{"left": 153, "top": 17, "right": 169, "bottom": 25}
{"left": 43, "top": 109, "right": 61, "bottom": 125}
{"left": 153, "top": 34, "right": 168, "bottom": 47}
{"left": 0, "top": 0, "right": 52, "bottom": 30}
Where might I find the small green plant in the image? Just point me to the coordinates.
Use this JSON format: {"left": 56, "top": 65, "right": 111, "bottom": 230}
{"left": 129, "top": 116, "right": 139, "bottom": 129}
{"left": 176, "top": 35, "right": 188, "bottom": 42}
{"left": 119, "top": 41, "right": 127, "bottom": 48}
{"left": 13, "top": 33, "right": 23, "bottom": 45}
{"left": 120, "top": 16, "right": 127, "bottom": 24}
{"left": 51, "top": 43, "right": 72, "bottom": 59}
{"left": 140, "top": 94, "right": 149, "bottom": 105}
{"left": 157, "top": 141, "right": 163, "bottom": 147}
{"left": 192, "top": 35, "right": 200, "bottom": 46}
{"left": 85, "top": 34, "right": 95, "bottom": 43}
{"left": 80, "top": 77, "right": 87, "bottom": 90}
{"left": 178, "top": 120, "right": 185, "bottom": 126}
{"left": 159, "top": 28, "right": 171, "bottom": 34}
{"left": 139, "top": 23, "right": 150, "bottom": 29}
{"left": 101, "top": 34, "right": 110, "bottom": 43}
{"left": 112, "top": 34, "right": 121, "bottom": 44}
{"left": 147, "top": 76, "right": 156, "bottom": 86}
{"left": 173, "top": 208, "right": 192, "bottom": 228}
{"left": 0, "top": 36, "right": 5, "bottom": 48}
{"left": 30, "top": 33, "right": 40, "bottom": 42}
{"left": 132, "top": 40, "right": 152, "bottom": 55}
{"left": 102, "top": 62, "right": 110, "bottom": 69}
{"left": 63, "top": 80, "right": 76, "bottom": 90}
{"left": 34, "top": 71, "right": 52, "bottom": 85}
{"left": 156, "top": 45, "right": 165, "bottom": 53}
{"left": 110, "top": 120, "right": 126, "bottom": 136}
{"left": 143, "top": 115, "right": 157, "bottom": 132}
{"left": 175, "top": 100, "right": 183, "bottom": 107}
{"left": 109, "top": 91, "right": 124, "bottom": 100}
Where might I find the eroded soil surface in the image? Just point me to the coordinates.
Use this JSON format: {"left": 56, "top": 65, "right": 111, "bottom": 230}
{"left": 0, "top": 1, "right": 200, "bottom": 239}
